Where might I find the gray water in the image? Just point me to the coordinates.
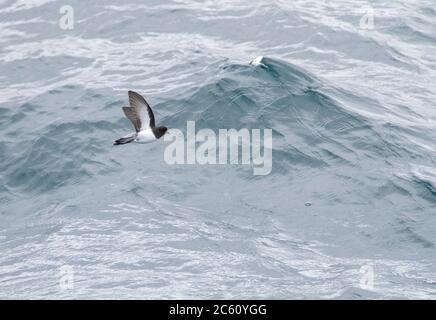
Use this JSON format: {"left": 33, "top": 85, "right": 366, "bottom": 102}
{"left": 1, "top": 0, "right": 436, "bottom": 299}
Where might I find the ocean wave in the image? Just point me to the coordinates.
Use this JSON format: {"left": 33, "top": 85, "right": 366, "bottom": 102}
{"left": 1, "top": 0, "right": 436, "bottom": 299}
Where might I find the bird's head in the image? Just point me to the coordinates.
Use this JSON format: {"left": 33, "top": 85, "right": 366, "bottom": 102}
{"left": 154, "top": 126, "right": 168, "bottom": 139}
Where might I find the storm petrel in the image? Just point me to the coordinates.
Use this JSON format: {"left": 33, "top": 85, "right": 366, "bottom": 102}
{"left": 114, "top": 91, "right": 167, "bottom": 145}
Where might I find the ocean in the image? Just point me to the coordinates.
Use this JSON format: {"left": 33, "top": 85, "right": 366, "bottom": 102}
{"left": 0, "top": 0, "right": 436, "bottom": 299}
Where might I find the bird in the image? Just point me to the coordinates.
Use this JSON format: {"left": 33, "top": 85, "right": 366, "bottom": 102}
{"left": 114, "top": 91, "right": 168, "bottom": 145}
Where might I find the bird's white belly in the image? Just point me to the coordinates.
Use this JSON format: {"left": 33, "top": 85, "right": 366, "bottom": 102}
{"left": 135, "top": 129, "right": 155, "bottom": 143}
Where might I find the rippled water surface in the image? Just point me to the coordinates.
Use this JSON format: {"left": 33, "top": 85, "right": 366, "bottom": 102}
{"left": 1, "top": 0, "right": 436, "bottom": 299}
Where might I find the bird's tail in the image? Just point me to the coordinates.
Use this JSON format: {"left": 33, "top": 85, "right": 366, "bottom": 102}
{"left": 113, "top": 133, "right": 136, "bottom": 145}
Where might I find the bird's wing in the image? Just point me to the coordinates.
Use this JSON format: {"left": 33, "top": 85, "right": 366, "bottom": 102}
{"left": 128, "top": 91, "right": 155, "bottom": 130}
{"left": 122, "top": 106, "right": 141, "bottom": 132}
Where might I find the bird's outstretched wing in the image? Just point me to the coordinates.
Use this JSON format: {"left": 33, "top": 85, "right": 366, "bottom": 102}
{"left": 122, "top": 106, "right": 141, "bottom": 132}
{"left": 122, "top": 91, "right": 155, "bottom": 132}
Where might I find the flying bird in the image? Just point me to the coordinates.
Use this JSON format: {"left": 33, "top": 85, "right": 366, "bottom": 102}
{"left": 114, "top": 91, "right": 167, "bottom": 145}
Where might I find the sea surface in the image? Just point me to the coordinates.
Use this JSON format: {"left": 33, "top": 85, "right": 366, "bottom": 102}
{"left": 1, "top": 0, "right": 436, "bottom": 299}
